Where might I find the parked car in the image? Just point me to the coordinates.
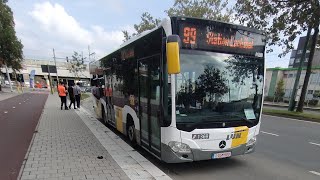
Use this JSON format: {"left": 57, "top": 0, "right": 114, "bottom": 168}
{"left": 5, "top": 80, "right": 14, "bottom": 86}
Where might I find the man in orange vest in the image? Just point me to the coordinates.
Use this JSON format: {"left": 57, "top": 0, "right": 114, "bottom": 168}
{"left": 58, "top": 81, "right": 68, "bottom": 110}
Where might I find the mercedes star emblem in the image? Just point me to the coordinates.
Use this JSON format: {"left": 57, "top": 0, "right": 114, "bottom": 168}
{"left": 219, "top": 140, "right": 226, "bottom": 149}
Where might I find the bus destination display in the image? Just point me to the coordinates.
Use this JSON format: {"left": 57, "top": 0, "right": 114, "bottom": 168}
{"left": 179, "top": 21, "right": 265, "bottom": 55}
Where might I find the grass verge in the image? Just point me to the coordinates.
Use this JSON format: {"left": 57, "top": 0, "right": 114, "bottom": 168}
{"left": 81, "top": 93, "right": 90, "bottom": 100}
{"left": 262, "top": 108, "right": 320, "bottom": 123}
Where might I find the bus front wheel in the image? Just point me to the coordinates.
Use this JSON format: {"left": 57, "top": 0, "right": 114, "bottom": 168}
{"left": 127, "top": 117, "right": 137, "bottom": 146}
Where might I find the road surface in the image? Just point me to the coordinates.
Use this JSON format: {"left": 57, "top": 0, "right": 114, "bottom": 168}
{"left": 82, "top": 100, "right": 320, "bottom": 180}
{"left": 0, "top": 92, "right": 48, "bottom": 180}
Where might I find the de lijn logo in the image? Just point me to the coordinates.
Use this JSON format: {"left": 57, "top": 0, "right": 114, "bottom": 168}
{"left": 226, "top": 132, "right": 242, "bottom": 140}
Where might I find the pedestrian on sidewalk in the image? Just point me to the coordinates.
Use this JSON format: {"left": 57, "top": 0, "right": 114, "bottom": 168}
{"left": 57, "top": 82, "right": 68, "bottom": 110}
{"left": 68, "top": 83, "right": 76, "bottom": 109}
{"left": 74, "top": 82, "right": 81, "bottom": 109}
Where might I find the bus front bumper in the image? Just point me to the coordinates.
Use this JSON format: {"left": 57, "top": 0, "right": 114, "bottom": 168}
{"left": 161, "top": 142, "right": 255, "bottom": 163}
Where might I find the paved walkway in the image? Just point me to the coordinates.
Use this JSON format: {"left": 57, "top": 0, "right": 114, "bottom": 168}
{"left": 20, "top": 94, "right": 171, "bottom": 180}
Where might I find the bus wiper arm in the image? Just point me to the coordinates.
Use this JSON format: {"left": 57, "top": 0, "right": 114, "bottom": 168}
{"left": 226, "top": 114, "right": 255, "bottom": 124}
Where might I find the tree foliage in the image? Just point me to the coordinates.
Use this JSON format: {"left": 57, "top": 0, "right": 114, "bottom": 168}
{"left": 0, "top": 0, "right": 24, "bottom": 71}
{"left": 123, "top": 0, "right": 233, "bottom": 41}
{"left": 196, "top": 65, "right": 229, "bottom": 101}
{"left": 67, "top": 52, "right": 86, "bottom": 79}
{"left": 133, "top": 12, "right": 161, "bottom": 35}
{"left": 177, "top": 66, "right": 228, "bottom": 109}
{"left": 226, "top": 55, "right": 262, "bottom": 85}
{"left": 274, "top": 78, "right": 285, "bottom": 102}
{"left": 234, "top": 0, "right": 320, "bottom": 57}
{"left": 166, "top": 0, "right": 233, "bottom": 22}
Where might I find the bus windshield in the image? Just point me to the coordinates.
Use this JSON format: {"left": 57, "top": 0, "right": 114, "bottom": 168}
{"left": 172, "top": 50, "right": 264, "bottom": 131}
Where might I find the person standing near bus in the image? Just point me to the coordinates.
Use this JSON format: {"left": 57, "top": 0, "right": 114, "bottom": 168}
{"left": 74, "top": 82, "right": 81, "bottom": 109}
{"left": 57, "top": 82, "right": 68, "bottom": 110}
{"left": 68, "top": 83, "right": 76, "bottom": 109}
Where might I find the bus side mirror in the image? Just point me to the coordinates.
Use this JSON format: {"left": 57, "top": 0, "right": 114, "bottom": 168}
{"left": 166, "top": 35, "right": 181, "bottom": 74}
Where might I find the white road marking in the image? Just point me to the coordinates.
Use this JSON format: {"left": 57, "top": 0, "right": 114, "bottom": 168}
{"left": 309, "top": 171, "right": 320, "bottom": 176}
{"left": 4, "top": 111, "right": 8, "bottom": 114}
{"left": 261, "top": 131, "right": 279, "bottom": 136}
{"left": 263, "top": 114, "right": 320, "bottom": 125}
{"left": 309, "top": 142, "right": 320, "bottom": 147}
{"left": 12, "top": 107, "right": 15, "bottom": 109}
{"left": 19, "top": 103, "right": 21, "bottom": 104}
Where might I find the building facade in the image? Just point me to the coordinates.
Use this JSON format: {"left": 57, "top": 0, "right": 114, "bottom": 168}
{"left": 265, "top": 67, "right": 320, "bottom": 105}
{"left": 1, "top": 59, "right": 90, "bottom": 88}
{"left": 289, "top": 36, "right": 320, "bottom": 68}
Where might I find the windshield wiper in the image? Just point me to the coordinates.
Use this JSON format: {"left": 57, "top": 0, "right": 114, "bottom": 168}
{"left": 226, "top": 114, "right": 255, "bottom": 124}
{"left": 178, "top": 118, "right": 225, "bottom": 131}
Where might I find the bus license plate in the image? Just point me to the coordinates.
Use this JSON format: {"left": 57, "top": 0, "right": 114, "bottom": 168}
{"left": 212, "top": 152, "right": 231, "bottom": 159}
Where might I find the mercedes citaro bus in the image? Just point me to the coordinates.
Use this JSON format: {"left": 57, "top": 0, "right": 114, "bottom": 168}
{"left": 90, "top": 16, "right": 266, "bottom": 163}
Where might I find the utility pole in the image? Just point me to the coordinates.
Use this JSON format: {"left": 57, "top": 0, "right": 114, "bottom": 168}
{"left": 53, "top": 48, "right": 59, "bottom": 85}
{"left": 288, "top": 27, "right": 312, "bottom": 111}
{"left": 47, "top": 61, "right": 53, "bottom": 94}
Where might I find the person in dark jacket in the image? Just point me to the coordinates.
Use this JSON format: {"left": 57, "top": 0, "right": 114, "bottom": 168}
{"left": 68, "top": 83, "right": 76, "bottom": 109}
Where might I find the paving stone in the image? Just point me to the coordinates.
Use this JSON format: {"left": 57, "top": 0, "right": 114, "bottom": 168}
{"left": 20, "top": 95, "right": 130, "bottom": 180}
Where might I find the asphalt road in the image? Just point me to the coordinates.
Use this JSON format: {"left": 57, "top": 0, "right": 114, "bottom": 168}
{"left": 0, "top": 92, "right": 48, "bottom": 180}
{"left": 147, "top": 115, "right": 320, "bottom": 180}
{"left": 82, "top": 99, "right": 320, "bottom": 180}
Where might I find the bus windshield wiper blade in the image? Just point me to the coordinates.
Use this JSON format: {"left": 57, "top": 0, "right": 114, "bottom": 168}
{"left": 178, "top": 118, "right": 225, "bottom": 131}
{"left": 226, "top": 114, "right": 255, "bottom": 124}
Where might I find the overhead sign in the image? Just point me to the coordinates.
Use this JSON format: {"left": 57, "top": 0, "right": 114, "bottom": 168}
{"left": 41, "top": 65, "right": 57, "bottom": 73}
{"left": 178, "top": 20, "right": 265, "bottom": 56}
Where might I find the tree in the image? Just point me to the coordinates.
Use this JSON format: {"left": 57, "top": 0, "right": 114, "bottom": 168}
{"left": 67, "top": 52, "right": 86, "bottom": 80}
{"left": 122, "top": 0, "right": 233, "bottom": 40}
{"left": 0, "top": 0, "right": 24, "bottom": 71}
{"left": 197, "top": 65, "right": 229, "bottom": 102}
{"left": 274, "top": 79, "right": 285, "bottom": 102}
{"left": 122, "top": 12, "right": 161, "bottom": 41}
{"left": 122, "top": 30, "right": 131, "bottom": 42}
{"left": 235, "top": 0, "right": 320, "bottom": 112}
{"left": 166, "top": 0, "right": 233, "bottom": 22}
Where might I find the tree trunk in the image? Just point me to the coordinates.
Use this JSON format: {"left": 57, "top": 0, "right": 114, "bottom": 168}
{"left": 296, "top": 26, "right": 319, "bottom": 112}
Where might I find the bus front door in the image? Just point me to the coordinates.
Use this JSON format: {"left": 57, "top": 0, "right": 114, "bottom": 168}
{"left": 138, "top": 55, "right": 161, "bottom": 157}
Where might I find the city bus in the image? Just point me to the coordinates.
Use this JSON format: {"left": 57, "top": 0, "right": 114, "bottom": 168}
{"left": 90, "top": 16, "right": 266, "bottom": 163}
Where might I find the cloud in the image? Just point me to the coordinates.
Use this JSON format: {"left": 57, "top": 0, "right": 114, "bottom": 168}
{"left": 25, "top": 1, "right": 125, "bottom": 59}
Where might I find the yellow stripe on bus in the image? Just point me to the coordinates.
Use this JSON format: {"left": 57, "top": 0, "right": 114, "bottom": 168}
{"left": 115, "top": 107, "right": 123, "bottom": 133}
{"left": 231, "top": 126, "right": 249, "bottom": 148}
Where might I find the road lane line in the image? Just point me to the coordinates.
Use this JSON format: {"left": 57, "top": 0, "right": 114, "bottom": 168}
{"left": 19, "top": 103, "right": 21, "bottom": 104}
{"left": 261, "top": 131, "right": 279, "bottom": 136}
{"left": 309, "top": 171, "right": 320, "bottom": 176}
{"left": 309, "top": 142, "right": 320, "bottom": 147}
{"left": 4, "top": 111, "right": 8, "bottom": 114}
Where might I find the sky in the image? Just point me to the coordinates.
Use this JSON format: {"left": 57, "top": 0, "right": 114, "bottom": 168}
{"left": 7, "top": 0, "right": 301, "bottom": 68}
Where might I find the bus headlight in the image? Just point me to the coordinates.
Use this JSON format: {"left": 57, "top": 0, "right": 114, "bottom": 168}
{"left": 247, "top": 136, "right": 257, "bottom": 146}
{"left": 168, "top": 141, "right": 191, "bottom": 153}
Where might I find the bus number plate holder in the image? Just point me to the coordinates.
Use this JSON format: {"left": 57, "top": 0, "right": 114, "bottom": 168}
{"left": 212, "top": 152, "right": 231, "bottom": 159}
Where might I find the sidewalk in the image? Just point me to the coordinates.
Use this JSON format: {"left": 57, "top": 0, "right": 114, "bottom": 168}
{"left": 20, "top": 94, "right": 171, "bottom": 180}
{"left": 0, "top": 87, "right": 19, "bottom": 101}
{"left": 264, "top": 101, "right": 320, "bottom": 111}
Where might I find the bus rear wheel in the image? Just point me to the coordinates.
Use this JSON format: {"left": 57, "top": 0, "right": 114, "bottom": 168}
{"left": 127, "top": 119, "right": 136, "bottom": 146}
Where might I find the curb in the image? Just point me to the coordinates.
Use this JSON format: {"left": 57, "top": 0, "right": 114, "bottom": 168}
{"left": 262, "top": 112, "right": 320, "bottom": 123}
{"left": 76, "top": 107, "right": 172, "bottom": 180}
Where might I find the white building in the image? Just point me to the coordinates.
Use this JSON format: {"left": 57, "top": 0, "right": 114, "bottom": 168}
{"left": 1, "top": 59, "right": 91, "bottom": 87}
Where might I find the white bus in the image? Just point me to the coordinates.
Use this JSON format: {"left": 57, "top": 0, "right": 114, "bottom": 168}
{"left": 90, "top": 17, "right": 266, "bottom": 163}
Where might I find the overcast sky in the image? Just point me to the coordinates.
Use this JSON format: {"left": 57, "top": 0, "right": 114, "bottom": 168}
{"left": 8, "top": 0, "right": 300, "bottom": 68}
